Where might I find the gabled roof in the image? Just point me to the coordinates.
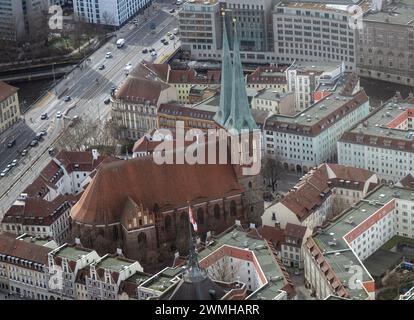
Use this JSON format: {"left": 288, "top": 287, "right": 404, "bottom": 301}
{"left": 71, "top": 156, "right": 243, "bottom": 226}
{"left": 0, "top": 80, "right": 18, "bottom": 101}
{"left": 0, "top": 234, "right": 51, "bottom": 265}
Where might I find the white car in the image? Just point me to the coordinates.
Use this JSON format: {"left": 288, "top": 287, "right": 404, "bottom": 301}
{"left": 105, "top": 52, "right": 113, "bottom": 58}
{"left": 0, "top": 170, "right": 8, "bottom": 177}
{"left": 56, "top": 111, "right": 62, "bottom": 118}
{"left": 151, "top": 51, "right": 157, "bottom": 57}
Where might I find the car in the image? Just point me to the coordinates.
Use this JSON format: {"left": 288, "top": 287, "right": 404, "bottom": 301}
{"left": 133, "top": 19, "right": 138, "bottom": 24}
{"left": 160, "top": 38, "right": 166, "bottom": 43}
{"left": 166, "top": 32, "right": 172, "bottom": 36}
{"left": 173, "top": 28, "right": 178, "bottom": 35}
{"left": 151, "top": 51, "right": 157, "bottom": 57}
{"left": 56, "top": 111, "right": 62, "bottom": 118}
{"left": 63, "top": 96, "right": 71, "bottom": 102}
{"left": 0, "top": 169, "right": 9, "bottom": 177}
{"left": 105, "top": 52, "right": 113, "bottom": 58}
{"left": 169, "top": 35, "right": 175, "bottom": 40}
{"left": 149, "top": 48, "right": 155, "bottom": 52}
{"left": 6, "top": 164, "right": 12, "bottom": 170}
{"left": 41, "top": 113, "right": 48, "bottom": 120}
{"left": 21, "top": 149, "right": 28, "bottom": 156}
{"left": 35, "top": 133, "right": 43, "bottom": 141}
{"left": 104, "top": 98, "right": 111, "bottom": 105}
{"left": 30, "top": 140, "right": 38, "bottom": 147}
{"left": 48, "top": 147, "right": 55, "bottom": 156}
{"left": 163, "top": 41, "right": 169, "bottom": 45}
{"left": 40, "top": 130, "right": 47, "bottom": 136}
{"left": 11, "top": 159, "right": 18, "bottom": 167}
{"left": 98, "top": 64, "right": 106, "bottom": 70}
{"left": 169, "top": 8, "right": 175, "bottom": 13}
{"left": 7, "top": 139, "right": 16, "bottom": 148}
{"left": 142, "top": 48, "right": 148, "bottom": 54}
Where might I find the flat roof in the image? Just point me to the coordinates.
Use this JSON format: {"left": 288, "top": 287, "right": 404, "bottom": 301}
{"left": 198, "top": 227, "right": 288, "bottom": 300}
{"left": 346, "top": 98, "right": 414, "bottom": 142}
{"left": 95, "top": 256, "right": 135, "bottom": 272}
{"left": 267, "top": 73, "right": 360, "bottom": 127}
{"left": 140, "top": 267, "right": 182, "bottom": 293}
{"left": 277, "top": 0, "right": 371, "bottom": 13}
{"left": 312, "top": 184, "right": 414, "bottom": 299}
{"left": 364, "top": 0, "right": 414, "bottom": 25}
{"left": 56, "top": 246, "right": 92, "bottom": 260}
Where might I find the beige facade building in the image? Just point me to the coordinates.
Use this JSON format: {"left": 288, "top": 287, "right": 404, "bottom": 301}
{"left": 252, "top": 88, "right": 295, "bottom": 115}
{"left": 0, "top": 81, "right": 20, "bottom": 135}
{"left": 357, "top": 0, "right": 414, "bottom": 86}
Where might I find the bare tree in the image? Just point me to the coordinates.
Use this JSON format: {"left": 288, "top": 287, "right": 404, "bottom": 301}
{"left": 262, "top": 155, "right": 284, "bottom": 192}
{"left": 206, "top": 256, "right": 241, "bottom": 283}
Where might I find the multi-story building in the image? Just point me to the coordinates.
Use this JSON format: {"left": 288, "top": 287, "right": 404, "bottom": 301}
{"left": 338, "top": 95, "right": 414, "bottom": 183}
{"left": 262, "top": 163, "right": 378, "bottom": 231}
{"left": 246, "top": 65, "right": 288, "bottom": 91}
{"left": 303, "top": 184, "right": 414, "bottom": 299}
{"left": 263, "top": 73, "right": 370, "bottom": 173}
{"left": 0, "top": 233, "right": 55, "bottom": 300}
{"left": 72, "top": 0, "right": 151, "bottom": 26}
{"left": 1, "top": 194, "right": 76, "bottom": 244}
{"left": 356, "top": 0, "right": 414, "bottom": 86}
{"left": 179, "top": 0, "right": 277, "bottom": 63}
{"left": 0, "top": 0, "right": 44, "bottom": 42}
{"left": 273, "top": 1, "right": 371, "bottom": 71}
{"left": 46, "top": 243, "right": 100, "bottom": 299}
{"left": 280, "top": 223, "right": 311, "bottom": 269}
{"left": 251, "top": 88, "right": 295, "bottom": 115}
{"left": 0, "top": 81, "right": 20, "bottom": 135}
{"left": 112, "top": 61, "right": 177, "bottom": 140}
{"left": 286, "top": 61, "right": 345, "bottom": 111}
{"left": 85, "top": 254, "right": 143, "bottom": 300}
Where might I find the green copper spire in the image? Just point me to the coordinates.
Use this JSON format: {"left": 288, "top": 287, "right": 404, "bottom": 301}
{"left": 224, "top": 20, "right": 258, "bottom": 132}
{"left": 214, "top": 12, "right": 232, "bottom": 127}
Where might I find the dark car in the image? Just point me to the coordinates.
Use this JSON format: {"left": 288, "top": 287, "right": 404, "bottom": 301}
{"left": 41, "top": 113, "right": 48, "bottom": 120}
{"left": 169, "top": 8, "right": 175, "bottom": 13}
{"left": 30, "top": 140, "right": 38, "bottom": 147}
{"left": 142, "top": 48, "right": 148, "bottom": 54}
{"left": 163, "top": 41, "right": 169, "bottom": 45}
{"left": 149, "top": 48, "right": 155, "bottom": 52}
{"left": 160, "top": 38, "right": 166, "bottom": 43}
{"left": 98, "top": 64, "right": 106, "bottom": 70}
{"left": 7, "top": 139, "right": 16, "bottom": 148}
{"left": 104, "top": 98, "right": 111, "bottom": 105}
{"left": 63, "top": 96, "right": 71, "bottom": 102}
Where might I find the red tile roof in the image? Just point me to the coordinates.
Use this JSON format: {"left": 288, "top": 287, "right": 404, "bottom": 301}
{"left": 71, "top": 156, "right": 243, "bottom": 226}
{"left": 284, "top": 223, "right": 307, "bottom": 242}
{"left": 0, "top": 81, "right": 18, "bottom": 101}
{"left": 0, "top": 234, "right": 51, "bottom": 265}
{"left": 259, "top": 225, "right": 285, "bottom": 251}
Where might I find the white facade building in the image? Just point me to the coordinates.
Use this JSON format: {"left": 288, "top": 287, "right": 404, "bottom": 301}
{"left": 338, "top": 95, "right": 414, "bottom": 183}
{"left": 263, "top": 73, "right": 370, "bottom": 173}
{"left": 73, "top": 0, "right": 151, "bottom": 26}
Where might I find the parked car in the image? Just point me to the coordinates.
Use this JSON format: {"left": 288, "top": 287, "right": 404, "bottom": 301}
{"left": 169, "top": 35, "right": 175, "bottom": 40}
{"left": 7, "top": 139, "right": 16, "bottom": 148}
{"left": 142, "top": 48, "right": 148, "bottom": 54}
{"left": 56, "top": 111, "right": 62, "bottom": 118}
{"left": 30, "top": 140, "right": 38, "bottom": 147}
{"left": 48, "top": 147, "right": 55, "bottom": 156}
{"left": 169, "top": 8, "right": 175, "bottom": 13}
{"left": 98, "top": 64, "right": 106, "bottom": 70}
{"left": 163, "top": 41, "right": 169, "bottom": 45}
{"left": 11, "top": 159, "right": 18, "bottom": 167}
{"left": 160, "top": 38, "right": 166, "bottom": 43}
{"left": 104, "top": 98, "right": 111, "bottom": 105}
{"left": 41, "top": 113, "right": 48, "bottom": 120}
{"left": 21, "top": 149, "right": 28, "bottom": 156}
{"left": 151, "top": 51, "right": 157, "bottom": 57}
{"left": 35, "top": 133, "right": 43, "bottom": 141}
{"left": 63, "top": 96, "right": 71, "bottom": 102}
{"left": 0, "top": 169, "right": 9, "bottom": 177}
{"left": 105, "top": 52, "right": 113, "bottom": 59}
{"left": 173, "top": 28, "right": 178, "bottom": 35}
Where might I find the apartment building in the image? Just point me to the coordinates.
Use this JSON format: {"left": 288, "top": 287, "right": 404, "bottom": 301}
{"left": 73, "top": 0, "right": 151, "bottom": 26}
{"left": 46, "top": 243, "right": 100, "bottom": 299}
{"left": 251, "top": 88, "right": 295, "bottom": 115}
{"left": 273, "top": 1, "right": 371, "bottom": 71}
{"left": 303, "top": 184, "right": 414, "bottom": 299}
{"left": 338, "top": 95, "right": 414, "bottom": 183}
{"left": 263, "top": 73, "right": 370, "bottom": 173}
{"left": 0, "top": 81, "right": 20, "bottom": 135}
{"left": 112, "top": 62, "right": 176, "bottom": 140}
{"left": 0, "top": 233, "right": 56, "bottom": 300}
{"left": 356, "top": 0, "right": 414, "bottom": 86}
{"left": 286, "top": 61, "right": 345, "bottom": 111}
{"left": 246, "top": 65, "right": 288, "bottom": 92}
{"left": 85, "top": 254, "right": 143, "bottom": 300}
{"left": 262, "top": 163, "right": 378, "bottom": 231}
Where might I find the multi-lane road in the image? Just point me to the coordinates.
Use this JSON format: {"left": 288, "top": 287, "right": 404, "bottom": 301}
{"left": 0, "top": 3, "right": 180, "bottom": 217}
